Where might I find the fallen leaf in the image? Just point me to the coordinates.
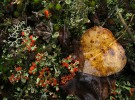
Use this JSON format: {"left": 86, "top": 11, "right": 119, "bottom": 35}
{"left": 80, "top": 26, "right": 127, "bottom": 76}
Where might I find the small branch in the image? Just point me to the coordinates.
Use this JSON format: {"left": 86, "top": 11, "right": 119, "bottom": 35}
{"left": 116, "top": 6, "right": 135, "bottom": 44}
{"left": 22, "top": 0, "right": 29, "bottom": 17}
{"left": 102, "top": 7, "right": 116, "bottom": 26}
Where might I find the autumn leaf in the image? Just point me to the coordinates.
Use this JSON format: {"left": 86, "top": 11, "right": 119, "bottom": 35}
{"left": 80, "top": 26, "right": 127, "bottom": 76}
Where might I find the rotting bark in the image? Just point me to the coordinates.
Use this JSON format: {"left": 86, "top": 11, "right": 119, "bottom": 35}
{"left": 61, "top": 72, "right": 115, "bottom": 100}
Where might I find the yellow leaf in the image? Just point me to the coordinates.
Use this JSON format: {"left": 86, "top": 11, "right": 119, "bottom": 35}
{"left": 80, "top": 26, "right": 127, "bottom": 76}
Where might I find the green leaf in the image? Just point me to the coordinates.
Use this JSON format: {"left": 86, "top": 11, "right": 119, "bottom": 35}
{"left": 55, "top": 3, "right": 62, "bottom": 10}
{"left": 48, "top": 3, "right": 54, "bottom": 9}
{"left": 3, "top": 97, "right": 8, "bottom": 100}
{"left": 21, "top": 78, "right": 26, "bottom": 83}
{"left": 65, "top": 0, "right": 71, "bottom": 4}
{"left": 17, "top": 87, "right": 21, "bottom": 91}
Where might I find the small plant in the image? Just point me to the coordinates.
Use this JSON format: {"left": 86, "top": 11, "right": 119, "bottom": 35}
{"left": 1, "top": 21, "right": 79, "bottom": 99}
{"left": 110, "top": 79, "right": 135, "bottom": 100}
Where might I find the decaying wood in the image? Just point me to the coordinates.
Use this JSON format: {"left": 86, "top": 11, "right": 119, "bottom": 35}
{"left": 61, "top": 73, "right": 115, "bottom": 100}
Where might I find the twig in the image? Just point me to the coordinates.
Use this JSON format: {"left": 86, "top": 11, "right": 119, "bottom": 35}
{"left": 22, "top": 0, "right": 29, "bottom": 17}
{"left": 116, "top": 6, "right": 135, "bottom": 44}
{"left": 128, "top": 14, "right": 135, "bottom": 27}
{"left": 102, "top": 7, "right": 116, "bottom": 26}
{"left": 114, "top": 14, "right": 134, "bottom": 42}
